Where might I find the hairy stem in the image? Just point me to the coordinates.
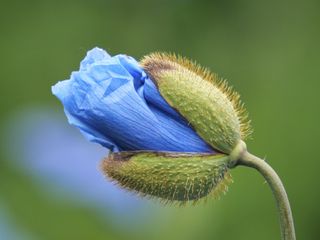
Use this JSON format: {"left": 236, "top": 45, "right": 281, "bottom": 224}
{"left": 237, "top": 151, "right": 296, "bottom": 240}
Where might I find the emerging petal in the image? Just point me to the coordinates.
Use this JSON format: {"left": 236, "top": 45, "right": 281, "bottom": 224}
{"left": 52, "top": 47, "right": 214, "bottom": 153}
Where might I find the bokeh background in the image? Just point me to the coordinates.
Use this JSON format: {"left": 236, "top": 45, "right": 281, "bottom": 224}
{"left": 1, "top": 0, "right": 319, "bottom": 239}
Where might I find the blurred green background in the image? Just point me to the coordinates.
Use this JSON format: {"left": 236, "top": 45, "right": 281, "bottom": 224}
{"left": 1, "top": 0, "right": 319, "bottom": 239}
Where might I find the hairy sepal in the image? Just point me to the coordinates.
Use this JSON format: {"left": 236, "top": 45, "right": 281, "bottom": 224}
{"left": 141, "top": 53, "right": 252, "bottom": 154}
{"left": 101, "top": 151, "right": 232, "bottom": 204}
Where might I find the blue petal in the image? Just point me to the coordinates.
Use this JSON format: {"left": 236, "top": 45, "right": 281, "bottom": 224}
{"left": 52, "top": 47, "right": 214, "bottom": 153}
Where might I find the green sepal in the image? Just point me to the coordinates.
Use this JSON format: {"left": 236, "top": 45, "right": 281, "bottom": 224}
{"left": 141, "top": 53, "right": 252, "bottom": 154}
{"left": 101, "top": 151, "right": 232, "bottom": 203}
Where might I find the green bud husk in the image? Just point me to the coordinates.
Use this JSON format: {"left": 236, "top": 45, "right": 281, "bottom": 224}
{"left": 102, "top": 152, "right": 232, "bottom": 203}
{"left": 141, "top": 53, "right": 251, "bottom": 154}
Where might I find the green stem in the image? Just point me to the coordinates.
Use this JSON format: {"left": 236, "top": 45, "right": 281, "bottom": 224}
{"left": 237, "top": 151, "right": 296, "bottom": 240}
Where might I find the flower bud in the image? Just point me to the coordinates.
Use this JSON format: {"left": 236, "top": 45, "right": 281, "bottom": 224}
{"left": 141, "top": 53, "right": 251, "bottom": 154}
{"left": 53, "top": 48, "right": 252, "bottom": 203}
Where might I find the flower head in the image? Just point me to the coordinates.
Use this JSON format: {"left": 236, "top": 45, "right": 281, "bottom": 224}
{"left": 52, "top": 47, "right": 251, "bottom": 203}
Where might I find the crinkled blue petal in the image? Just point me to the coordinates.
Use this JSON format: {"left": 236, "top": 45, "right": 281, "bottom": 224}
{"left": 52, "top": 47, "right": 214, "bottom": 153}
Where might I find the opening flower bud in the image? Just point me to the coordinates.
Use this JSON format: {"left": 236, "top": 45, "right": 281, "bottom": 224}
{"left": 52, "top": 47, "right": 251, "bottom": 203}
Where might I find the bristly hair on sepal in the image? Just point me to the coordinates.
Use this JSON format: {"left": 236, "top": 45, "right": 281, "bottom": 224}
{"left": 101, "top": 151, "right": 233, "bottom": 205}
{"left": 141, "top": 52, "right": 252, "bottom": 141}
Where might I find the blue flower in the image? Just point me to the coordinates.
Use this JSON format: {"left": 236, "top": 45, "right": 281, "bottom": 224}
{"left": 52, "top": 47, "right": 214, "bottom": 153}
